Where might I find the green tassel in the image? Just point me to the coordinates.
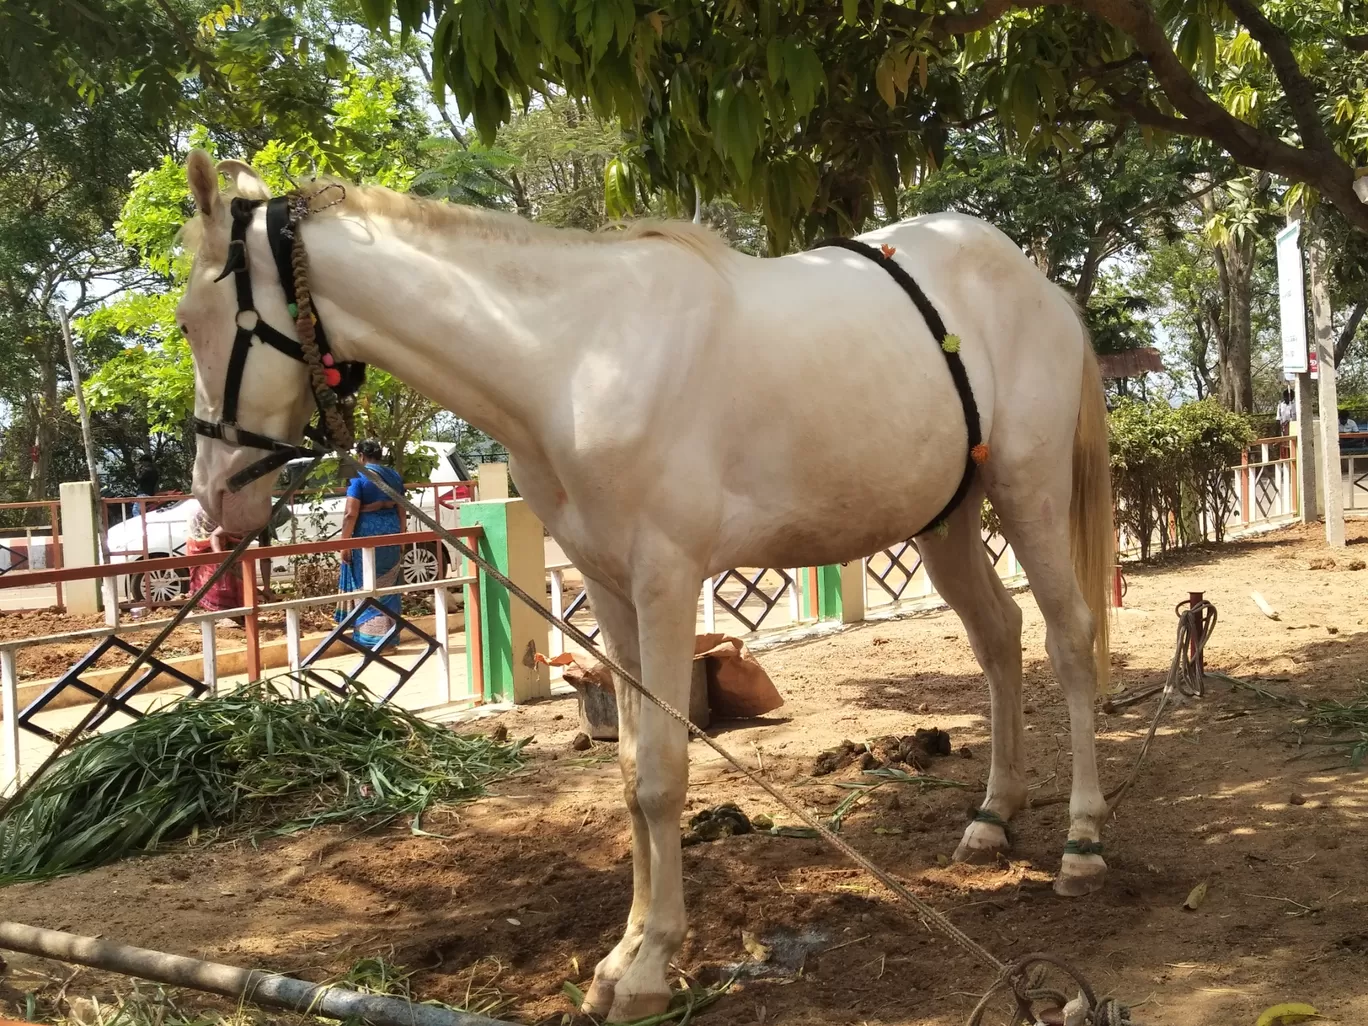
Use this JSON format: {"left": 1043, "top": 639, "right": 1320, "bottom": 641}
{"left": 933, "top": 520, "right": 950, "bottom": 539}
{"left": 940, "top": 333, "right": 961, "bottom": 354}
{"left": 288, "top": 302, "right": 299, "bottom": 318}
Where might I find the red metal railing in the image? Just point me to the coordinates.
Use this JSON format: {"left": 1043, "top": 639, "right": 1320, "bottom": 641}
{"left": 0, "top": 527, "right": 486, "bottom": 701}
{"left": 0, "top": 500, "right": 64, "bottom": 610}
{"left": 99, "top": 480, "right": 477, "bottom": 562}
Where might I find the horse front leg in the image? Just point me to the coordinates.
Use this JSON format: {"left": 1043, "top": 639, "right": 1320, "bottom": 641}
{"left": 579, "top": 581, "right": 651, "bottom": 1017}
{"left": 604, "top": 568, "right": 700, "bottom": 1022}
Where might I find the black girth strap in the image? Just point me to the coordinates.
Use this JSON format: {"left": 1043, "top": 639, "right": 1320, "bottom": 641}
{"left": 814, "top": 237, "right": 983, "bottom": 536}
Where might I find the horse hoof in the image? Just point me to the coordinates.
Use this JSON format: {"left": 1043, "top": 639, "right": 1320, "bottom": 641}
{"left": 581, "top": 978, "right": 616, "bottom": 1017}
{"left": 1054, "top": 853, "right": 1107, "bottom": 896}
{"left": 607, "top": 990, "right": 671, "bottom": 1022}
{"left": 953, "top": 821, "right": 1009, "bottom": 864}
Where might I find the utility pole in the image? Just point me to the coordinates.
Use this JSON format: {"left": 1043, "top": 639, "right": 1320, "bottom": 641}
{"left": 1277, "top": 217, "right": 1316, "bottom": 524}
{"left": 1306, "top": 229, "right": 1345, "bottom": 547}
{"left": 57, "top": 306, "right": 108, "bottom": 561}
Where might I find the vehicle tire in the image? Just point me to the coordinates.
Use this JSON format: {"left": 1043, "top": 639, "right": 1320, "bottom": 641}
{"left": 130, "top": 564, "right": 191, "bottom": 604}
{"left": 399, "top": 543, "right": 440, "bottom": 585}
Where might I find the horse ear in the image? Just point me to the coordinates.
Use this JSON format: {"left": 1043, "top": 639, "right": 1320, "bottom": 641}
{"left": 217, "top": 159, "right": 272, "bottom": 201}
{"left": 187, "top": 149, "right": 222, "bottom": 221}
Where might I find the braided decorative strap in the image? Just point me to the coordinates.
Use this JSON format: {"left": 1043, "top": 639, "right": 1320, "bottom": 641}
{"left": 1063, "top": 838, "right": 1105, "bottom": 857}
{"left": 287, "top": 188, "right": 354, "bottom": 451}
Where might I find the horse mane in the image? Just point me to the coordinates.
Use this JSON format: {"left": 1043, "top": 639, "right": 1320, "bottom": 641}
{"left": 180, "top": 176, "right": 728, "bottom": 269}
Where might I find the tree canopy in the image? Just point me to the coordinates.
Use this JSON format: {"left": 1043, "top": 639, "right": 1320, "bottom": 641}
{"left": 336, "top": 0, "right": 1368, "bottom": 249}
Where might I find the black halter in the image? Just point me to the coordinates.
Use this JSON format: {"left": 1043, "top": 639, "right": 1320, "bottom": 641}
{"left": 191, "top": 195, "right": 366, "bottom": 491}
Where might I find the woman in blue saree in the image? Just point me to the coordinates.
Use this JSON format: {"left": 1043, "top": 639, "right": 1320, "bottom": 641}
{"left": 337, "top": 440, "right": 407, "bottom": 648}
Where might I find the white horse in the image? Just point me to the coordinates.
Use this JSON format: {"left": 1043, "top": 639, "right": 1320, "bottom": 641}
{"left": 178, "top": 151, "right": 1113, "bottom": 1021}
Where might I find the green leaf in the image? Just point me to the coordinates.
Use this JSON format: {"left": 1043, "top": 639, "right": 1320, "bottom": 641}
{"left": 604, "top": 157, "right": 634, "bottom": 217}
{"left": 767, "top": 37, "right": 785, "bottom": 86}
{"left": 843, "top": 0, "right": 858, "bottom": 26}
{"left": 358, "top": 0, "right": 391, "bottom": 31}
{"left": 875, "top": 49, "right": 897, "bottom": 107}
{"left": 395, "top": 0, "right": 424, "bottom": 37}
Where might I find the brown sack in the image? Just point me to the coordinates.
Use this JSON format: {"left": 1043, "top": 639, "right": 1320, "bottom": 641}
{"left": 694, "top": 633, "right": 784, "bottom": 719}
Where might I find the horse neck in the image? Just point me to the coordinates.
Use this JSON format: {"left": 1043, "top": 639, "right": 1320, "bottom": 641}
{"left": 301, "top": 215, "right": 610, "bottom": 456}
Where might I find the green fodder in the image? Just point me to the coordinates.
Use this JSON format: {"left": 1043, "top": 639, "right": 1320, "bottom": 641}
{"left": 1300, "top": 687, "right": 1368, "bottom": 767}
{"left": 0, "top": 678, "right": 523, "bottom": 883}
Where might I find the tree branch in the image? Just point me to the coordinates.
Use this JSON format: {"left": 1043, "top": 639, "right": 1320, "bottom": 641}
{"left": 935, "top": 0, "right": 1021, "bottom": 35}
{"left": 1336, "top": 299, "right": 1367, "bottom": 364}
{"left": 923, "top": 0, "right": 1368, "bottom": 232}
{"left": 1221, "top": 0, "right": 1335, "bottom": 156}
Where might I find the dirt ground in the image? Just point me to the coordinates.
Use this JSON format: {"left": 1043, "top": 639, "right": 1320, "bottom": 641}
{"left": 1, "top": 520, "right": 1366, "bottom": 1026}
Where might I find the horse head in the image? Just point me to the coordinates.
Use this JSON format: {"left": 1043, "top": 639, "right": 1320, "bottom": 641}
{"left": 177, "top": 150, "right": 316, "bottom": 535}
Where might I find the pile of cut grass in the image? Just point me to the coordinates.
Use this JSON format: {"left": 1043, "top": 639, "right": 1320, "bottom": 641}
{"left": 1300, "top": 687, "right": 1368, "bottom": 766}
{"left": 0, "top": 679, "right": 523, "bottom": 883}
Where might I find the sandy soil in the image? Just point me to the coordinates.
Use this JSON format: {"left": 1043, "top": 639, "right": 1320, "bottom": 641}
{"left": 1, "top": 520, "right": 1366, "bottom": 1026}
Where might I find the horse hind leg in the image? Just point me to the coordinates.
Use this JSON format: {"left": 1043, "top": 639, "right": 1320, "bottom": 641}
{"left": 580, "top": 580, "right": 651, "bottom": 1017}
{"left": 992, "top": 483, "right": 1109, "bottom": 897}
{"left": 917, "top": 490, "right": 1027, "bottom": 864}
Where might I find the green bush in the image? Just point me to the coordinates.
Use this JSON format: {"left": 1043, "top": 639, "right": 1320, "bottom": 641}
{"left": 1109, "top": 399, "right": 1253, "bottom": 558}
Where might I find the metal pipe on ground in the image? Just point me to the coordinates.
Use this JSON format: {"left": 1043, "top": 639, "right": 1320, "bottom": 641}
{"left": 0, "top": 923, "right": 510, "bottom": 1026}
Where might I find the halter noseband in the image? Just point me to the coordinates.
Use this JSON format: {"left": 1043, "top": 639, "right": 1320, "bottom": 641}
{"left": 192, "top": 194, "right": 365, "bottom": 491}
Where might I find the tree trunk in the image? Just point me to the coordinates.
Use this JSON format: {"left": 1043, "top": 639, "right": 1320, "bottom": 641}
{"left": 1073, "top": 234, "right": 1109, "bottom": 306}
{"left": 1218, "top": 234, "right": 1255, "bottom": 413}
{"left": 1335, "top": 300, "right": 1366, "bottom": 365}
{"left": 25, "top": 337, "right": 59, "bottom": 500}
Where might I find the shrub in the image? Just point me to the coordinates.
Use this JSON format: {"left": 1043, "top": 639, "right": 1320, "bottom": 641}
{"left": 1108, "top": 399, "right": 1253, "bottom": 558}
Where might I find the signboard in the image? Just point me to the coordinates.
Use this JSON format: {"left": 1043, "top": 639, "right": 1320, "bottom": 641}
{"left": 1277, "top": 222, "right": 1308, "bottom": 373}
{"left": 1308, "top": 345, "right": 1319, "bottom": 380}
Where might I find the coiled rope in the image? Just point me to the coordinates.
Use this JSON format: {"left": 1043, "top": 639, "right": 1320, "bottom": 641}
{"left": 1100, "top": 598, "right": 1216, "bottom": 813}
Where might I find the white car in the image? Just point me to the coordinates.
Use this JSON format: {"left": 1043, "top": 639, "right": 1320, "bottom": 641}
{"left": 107, "top": 442, "right": 477, "bottom": 604}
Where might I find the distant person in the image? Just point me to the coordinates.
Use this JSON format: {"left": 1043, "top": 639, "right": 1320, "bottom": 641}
{"left": 336, "top": 440, "right": 406, "bottom": 649}
{"left": 1340, "top": 412, "right": 1360, "bottom": 433}
{"left": 1276, "top": 390, "right": 1294, "bottom": 437}
{"left": 186, "top": 508, "right": 273, "bottom": 625}
{"left": 132, "top": 454, "right": 160, "bottom": 516}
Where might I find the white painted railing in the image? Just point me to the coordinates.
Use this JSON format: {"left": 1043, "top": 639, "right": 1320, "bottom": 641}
{"left": 0, "top": 529, "right": 484, "bottom": 794}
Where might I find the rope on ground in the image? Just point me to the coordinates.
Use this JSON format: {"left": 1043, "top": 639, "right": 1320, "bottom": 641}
{"left": 1029, "top": 597, "right": 1216, "bottom": 814}
{"left": 342, "top": 458, "right": 1144, "bottom": 1026}
{"left": 1101, "top": 598, "right": 1215, "bottom": 815}
{"left": 966, "top": 953, "right": 1137, "bottom": 1026}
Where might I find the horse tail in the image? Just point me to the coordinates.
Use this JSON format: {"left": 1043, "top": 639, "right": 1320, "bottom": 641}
{"left": 1070, "top": 335, "right": 1114, "bottom": 694}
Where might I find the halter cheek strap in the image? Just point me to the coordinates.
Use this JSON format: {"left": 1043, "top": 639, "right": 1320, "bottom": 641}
{"left": 193, "top": 195, "right": 366, "bottom": 490}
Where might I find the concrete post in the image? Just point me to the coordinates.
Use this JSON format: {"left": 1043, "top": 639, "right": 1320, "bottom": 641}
{"left": 475, "top": 462, "right": 509, "bottom": 500}
{"left": 458, "top": 498, "right": 549, "bottom": 703}
{"left": 58, "top": 481, "right": 101, "bottom": 614}
{"left": 816, "top": 561, "right": 866, "bottom": 624}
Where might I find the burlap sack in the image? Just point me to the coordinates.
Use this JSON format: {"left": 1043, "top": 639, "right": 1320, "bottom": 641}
{"left": 693, "top": 633, "right": 784, "bottom": 719}
{"left": 545, "top": 633, "right": 783, "bottom": 734}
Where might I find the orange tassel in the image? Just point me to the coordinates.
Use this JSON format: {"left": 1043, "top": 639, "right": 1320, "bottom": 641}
{"left": 881, "top": 243, "right": 897, "bottom": 258}
{"left": 971, "top": 443, "right": 990, "bottom": 465}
